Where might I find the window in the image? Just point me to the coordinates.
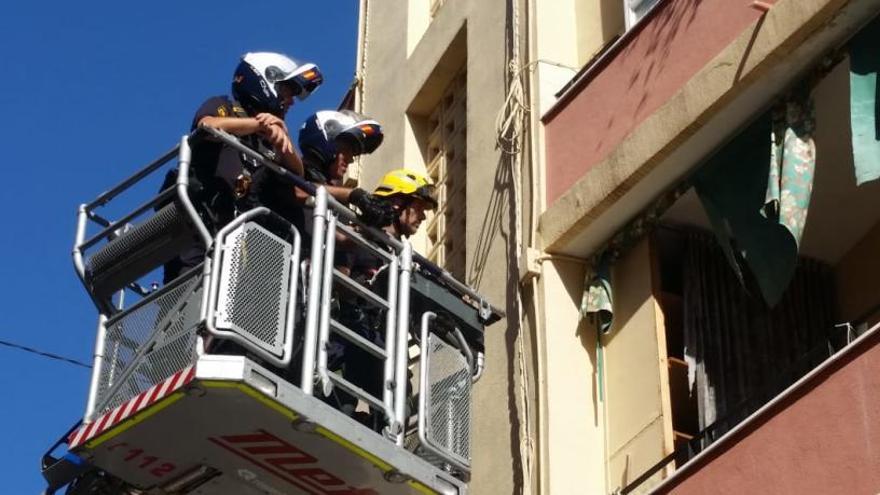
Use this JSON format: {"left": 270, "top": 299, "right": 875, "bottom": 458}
{"left": 424, "top": 69, "right": 467, "bottom": 280}
{"left": 624, "top": 0, "right": 661, "bottom": 29}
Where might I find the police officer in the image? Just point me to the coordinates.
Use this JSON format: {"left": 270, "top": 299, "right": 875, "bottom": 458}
{"left": 244, "top": 109, "right": 394, "bottom": 266}
{"left": 296, "top": 110, "right": 395, "bottom": 226}
{"left": 163, "top": 52, "right": 323, "bottom": 283}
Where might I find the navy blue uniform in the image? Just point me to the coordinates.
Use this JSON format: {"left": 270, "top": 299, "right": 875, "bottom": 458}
{"left": 163, "top": 96, "right": 304, "bottom": 283}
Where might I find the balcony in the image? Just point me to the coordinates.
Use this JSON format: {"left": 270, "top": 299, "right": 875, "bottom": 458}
{"left": 648, "top": 322, "right": 880, "bottom": 494}
{"left": 537, "top": 0, "right": 878, "bottom": 256}
{"left": 542, "top": 0, "right": 776, "bottom": 206}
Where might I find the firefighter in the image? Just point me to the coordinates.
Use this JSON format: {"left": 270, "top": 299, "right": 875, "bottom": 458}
{"left": 371, "top": 169, "right": 438, "bottom": 238}
{"left": 331, "top": 169, "right": 438, "bottom": 428}
{"left": 163, "top": 52, "right": 322, "bottom": 283}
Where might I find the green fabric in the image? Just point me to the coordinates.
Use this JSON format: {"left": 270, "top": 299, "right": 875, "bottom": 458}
{"left": 580, "top": 254, "right": 614, "bottom": 334}
{"left": 849, "top": 16, "right": 880, "bottom": 186}
{"left": 579, "top": 182, "right": 688, "bottom": 332}
{"left": 596, "top": 330, "right": 605, "bottom": 403}
{"left": 693, "top": 109, "right": 802, "bottom": 306}
{"left": 764, "top": 92, "right": 816, "bottom": 247}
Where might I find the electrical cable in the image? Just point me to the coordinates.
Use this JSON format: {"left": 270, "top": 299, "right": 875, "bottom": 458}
{"left": 497, "top": 1, "right": 536, "bottom": 490}
{"left": 494, "top": 5, "right": 580, "bottom": 489}
{"left": 0, "top": 339, "right": 91, "bottom": 369}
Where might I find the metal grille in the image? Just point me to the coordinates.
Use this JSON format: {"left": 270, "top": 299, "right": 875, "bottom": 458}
{"left": 425, "top": 68, "right": 467, "bottom": 280}
{"left": 95, "top": 272, "right": 201, "bottom": 415}
{"left": 216, "top": 222, "right": 291, "bottom": 356}
{"left": 424, "top": 333, "right": 471, "bottom": 464}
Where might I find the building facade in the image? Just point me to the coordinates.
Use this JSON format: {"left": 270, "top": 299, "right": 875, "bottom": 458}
{"left": 354, "top": 0, "right": 880, "bottom": 493}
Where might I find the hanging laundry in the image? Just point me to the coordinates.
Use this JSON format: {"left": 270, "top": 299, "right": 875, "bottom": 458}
{"left": 849, "top": 15, "right": 880, "bottom": 186}
{"left": 763, "top": 90, "right": 816, "bottom": 247}
{"left": 581, "top": 253, "right": 614, "bottom": 334}
{"left": 693, "top": 104, "right": 807, "bottom": 307}
{"left": 578, "top": 182, "right": 687, "bottom": 333}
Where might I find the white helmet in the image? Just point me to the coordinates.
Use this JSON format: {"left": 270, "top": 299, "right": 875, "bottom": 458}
{"left": 232, "top": 52, "right": 323, "bottom": 116}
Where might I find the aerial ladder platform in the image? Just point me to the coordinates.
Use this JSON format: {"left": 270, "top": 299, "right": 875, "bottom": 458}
{"left": 40, "top": 127, "right": 502, "bottom": 495}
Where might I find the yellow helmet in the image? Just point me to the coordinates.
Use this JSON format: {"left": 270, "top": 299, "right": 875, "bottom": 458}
{"left": 373, "top": 169, "right": 438, "bottom": 209}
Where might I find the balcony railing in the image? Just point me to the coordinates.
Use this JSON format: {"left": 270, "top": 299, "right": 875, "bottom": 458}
{"left": 622, "top": 313, "right": 880, "bottom": 494}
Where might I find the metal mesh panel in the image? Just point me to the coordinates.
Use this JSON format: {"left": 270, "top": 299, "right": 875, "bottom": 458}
{"left": 425, "top": 333, "right": 472, "bottom": 464}
{"left": 95, "top": 273, "right": 201, "bottom": 415}
{"left": 102, "top": 318, "right": 197, "bottom": 413}
{"left": 216, "top": 222, "right": 291, "bottom": 356}
{"left": 425, "top": 69, "right": 467, "bottom": 281}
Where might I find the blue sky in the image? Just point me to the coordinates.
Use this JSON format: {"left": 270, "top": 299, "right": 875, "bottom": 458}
{"left": 0, "top": 1, "right": 358, "bottom": 491}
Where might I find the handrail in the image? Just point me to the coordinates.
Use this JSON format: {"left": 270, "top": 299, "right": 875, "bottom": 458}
{"left": 79, "top": 188, "right": 176, "bottom": 251}
{"left": 316, "top": 213, "right": 340, "bottom": 397}
{"left": 198, "top": 125, "right": 505, "bottom": 322}
{"left": 417, "top": 311, "right": 471, "bottom": 474}
{"left": 311, "top": 203, "right": 403, "bottom": 432}
{"left": 73, "top": 123, "right": 501, "bottom": 320}
{"left": 72, "top": 134, "right": 211, "bottom": 314}
{"left": 393, "top": 242, "right": 414, "bottom": 446}
{"left": 300, "top": 188, "right": 328, "bottom": 396}
{"left": 86, "top": 145, "right": 181, "bottom": 210}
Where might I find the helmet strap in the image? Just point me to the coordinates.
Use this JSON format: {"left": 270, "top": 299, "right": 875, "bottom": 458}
{"left": 390, "top": 197, "right": 411, "bottom": 239}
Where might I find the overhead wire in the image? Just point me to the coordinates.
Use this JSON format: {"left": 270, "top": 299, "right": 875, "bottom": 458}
{"left": 0, "top": 339, "right": 91, "bottom": 369}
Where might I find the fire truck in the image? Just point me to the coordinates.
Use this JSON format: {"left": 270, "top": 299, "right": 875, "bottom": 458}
{"left": 40, "top": 127, "right": 502, "bottom": 494}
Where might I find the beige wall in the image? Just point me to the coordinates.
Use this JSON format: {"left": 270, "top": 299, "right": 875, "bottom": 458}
{"left": 575, "top": 0, "right": 624, "bottom": 65}
{"left": 534, "top": 258, "right": 605, "bottom": 494}
{"left": 836, "top": 220, "right": 880, "bottom": 326}
{"left": 357, "top": 1, "right": 528, "bottom": 493}
{"left": 356, "top": 1, "right": 724, "bottom": 494}
{"left": 602, "top": 239, "right": 673, "bottom": 493}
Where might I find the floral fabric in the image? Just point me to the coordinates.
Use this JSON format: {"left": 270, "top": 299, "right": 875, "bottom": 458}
{"left": 764, "top": 93, "right": 816, "bottom": 246}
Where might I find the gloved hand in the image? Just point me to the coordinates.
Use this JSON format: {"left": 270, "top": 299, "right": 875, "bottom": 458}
{"left": 349, "top": 188, "right": 395, "bottom": 227}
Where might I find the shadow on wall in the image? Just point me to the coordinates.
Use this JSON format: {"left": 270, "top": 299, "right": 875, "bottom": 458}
{"left": 465, "top": 1, "right": 528, "bottom": 492}
{"left": 590, "top": 0, "right": 706, "bottom": 154}
{"left": 623, "top": 0, "right": 705, "bottom": 116}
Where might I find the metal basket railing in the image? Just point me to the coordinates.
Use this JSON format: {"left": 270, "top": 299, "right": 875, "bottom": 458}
{"left": 414, "top": 312, "right": 473, "bottom": 475}
{"left": 72, "top": 127, "right": 502, "bottom": 480}
{"left": 204, "top": 208, "right": 301, "bottom": 368}
{"left": 90, "top": 267, "right": 203, "bottom": 418}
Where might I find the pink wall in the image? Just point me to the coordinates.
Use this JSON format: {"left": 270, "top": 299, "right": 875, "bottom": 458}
{"left": 658, "top": 330, "right": 880, "bottom": 494}
{"left": 543, "top": 0, "right": 775, "bottom": 205}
